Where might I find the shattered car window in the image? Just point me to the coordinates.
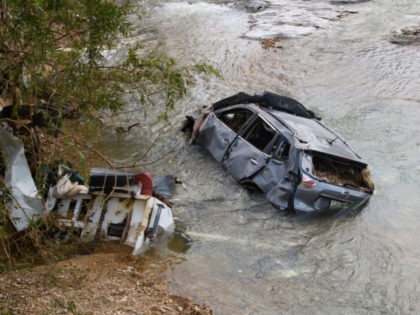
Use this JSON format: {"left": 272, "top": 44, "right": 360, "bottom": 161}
{"left": 218, "top": 109, "right": 253, "bottom": 133}
{"left": 243, "top": 117, "right": 276, "bottom": 152}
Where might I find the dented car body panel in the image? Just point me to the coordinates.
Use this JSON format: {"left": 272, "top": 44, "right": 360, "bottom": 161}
{"left": 188, "top": 92, "right": 374, "bottom": 213}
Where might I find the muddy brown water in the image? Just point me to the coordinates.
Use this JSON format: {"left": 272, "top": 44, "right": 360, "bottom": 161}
{"left": 91, "top": 1, "right": 420, "bottom": 313}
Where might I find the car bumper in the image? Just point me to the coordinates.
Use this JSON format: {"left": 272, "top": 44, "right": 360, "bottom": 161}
{"left": 293, "top": 181, "right": 372, "bottom": 213}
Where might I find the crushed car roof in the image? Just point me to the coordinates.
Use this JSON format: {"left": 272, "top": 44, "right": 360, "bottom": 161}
{"left": 267, "top": 110, "right": 364, "bottom": 164}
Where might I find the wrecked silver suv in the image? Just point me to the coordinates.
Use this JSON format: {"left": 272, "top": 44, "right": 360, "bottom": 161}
{"left": 185, "top": 92, "right": 374, "bottom": 213}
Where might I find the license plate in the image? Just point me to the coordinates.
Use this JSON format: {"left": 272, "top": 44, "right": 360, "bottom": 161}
{"left": 330, "top": 200, "right": 349, "bottom": 209}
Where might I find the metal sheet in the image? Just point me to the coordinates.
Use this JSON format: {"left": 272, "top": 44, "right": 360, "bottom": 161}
{"left": 196, "top": 113, "right": 237, "bottom": 162}
{"left": 0, "top": 127, "right": 43, "bottom": 231}
{"left": 152, "top": 175, "right": 176, "bottom": 198}
{"left": 223, "top": 136, "right": 269, "bottom": 182}
{"left": 252, "top": 159, "right": 292, "bottom": 209}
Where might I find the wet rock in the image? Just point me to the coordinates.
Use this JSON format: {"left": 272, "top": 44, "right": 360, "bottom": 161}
{"left": 242, "top": 3, "right": 355, "bottom": 40}
{"left": 330, "top": 0, "right": 370, "bottom": 4}
{"left": 245, "top": 1, "right": 268, "bottom": 12}
{"left": 233, "top": 0, "right": 269, "bottom": 12}
{"left": 389, "top": 27, "right": 420, "bottom": 46}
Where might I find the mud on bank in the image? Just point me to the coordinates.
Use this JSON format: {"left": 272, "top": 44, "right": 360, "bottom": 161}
{"left": 0, "top": 248, "right": 212, "bottom": 315}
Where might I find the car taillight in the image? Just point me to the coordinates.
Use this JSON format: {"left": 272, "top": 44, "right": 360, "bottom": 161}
{"left": 299, "top": 174, "right": 317, "bottom": 189}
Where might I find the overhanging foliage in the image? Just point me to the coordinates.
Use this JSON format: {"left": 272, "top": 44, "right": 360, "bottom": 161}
{"left": 0, "top": 0, "right": 218, "bottom": 119}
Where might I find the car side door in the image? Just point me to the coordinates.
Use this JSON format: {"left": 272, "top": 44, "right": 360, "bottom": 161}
{"left": 223, "top": 116, "right": 277, "bottom": 182}
{"left": 251, "top": 135, "right": 292, "bottom": 209}
{"left": 196, "top": 107, "right": 254, "bottom": 162}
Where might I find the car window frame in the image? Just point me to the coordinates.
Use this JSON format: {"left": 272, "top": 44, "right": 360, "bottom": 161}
{"left": 241, "top": 114, "right": 278, "bottom": 155}
{"left": 215, "top": 106, "right": 257, "bottom": 136}
{"left": 272, "top": 136, "right": 291, "bottom": 161}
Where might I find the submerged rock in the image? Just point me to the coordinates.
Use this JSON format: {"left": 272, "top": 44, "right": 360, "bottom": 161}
{"left": 233, "top": 0, "right": 269, "bottom": 12}
{"left": 389, "top": 27, "right": 420, "bottom": 46}
{"left": 245, "top": 0, "right": 268, "bottom": 12}
{"left": 241, "top": 2, "right": 356, "bottom": 40}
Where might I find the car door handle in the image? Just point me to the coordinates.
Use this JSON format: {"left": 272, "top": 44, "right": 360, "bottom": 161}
{"left": 250, "top": 158, "right": 258, "bottom": 165}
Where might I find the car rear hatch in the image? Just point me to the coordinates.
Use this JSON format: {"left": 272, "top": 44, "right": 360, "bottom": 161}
{"left": 310, "top": 152, "right": 373, "bottom": 192}
{"left": 296, "top": 151, "right": 374, "bottom": 212}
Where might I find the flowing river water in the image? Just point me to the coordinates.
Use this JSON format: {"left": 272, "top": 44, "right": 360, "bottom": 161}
{"left": 94, "top": 0, "right": 420, "bottom": 313}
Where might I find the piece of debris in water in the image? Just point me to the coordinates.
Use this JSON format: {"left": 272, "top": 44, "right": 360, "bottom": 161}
{"left": 46, "top": 168, "right": 176, "bottom": 255}
{"left": 261, "top": 38, "right": 284, "bottom": 49}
